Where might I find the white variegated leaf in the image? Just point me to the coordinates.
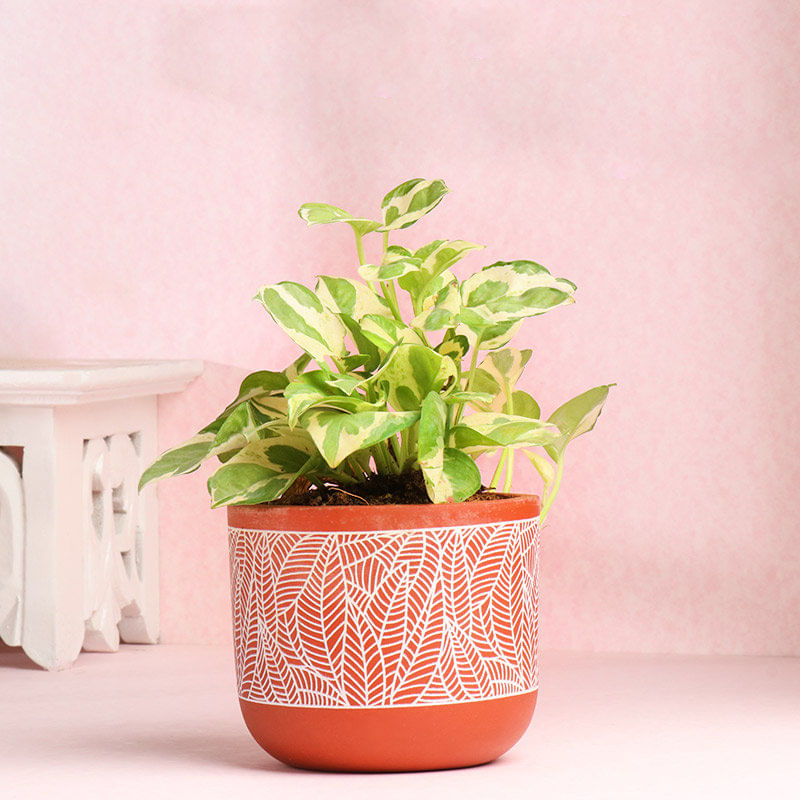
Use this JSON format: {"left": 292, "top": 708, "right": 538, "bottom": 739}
{"left": 525, "top": 449, "right": 556, "bottom": 489}
{"left": 414, "top": 239, "right": 484, "bottom": 277}
{"left": 138, "top": 432, "right": 218, "bottom": 490}
{"left": 435, "top": 334, "right": 470, "bottom": 363}
{"left": 379, "top": 178, "right": 448, "bottom": 231}
{"left": 452, "top": 412, "right": 560, "bottom": 450}
{"left": 479, "top": 348, "right": 532, "bottom": 390}
{"left": 417, "top": 392, "right": 446, "bottom": 500}
{"left": 285, "top": 371, "right": 375, "bottom": 427}
{"left": 438, "top": 448, "right": 482, "bottom": 502}
{"left": 369, "top": 344, "right": 458, "bottom": 411}
{"left": 303, "top": 409, "right": 419, "bottom": 468}
{"left": 255, "top": 282, "right": 347, "bottom": 362}
{"left": 413, "top": 281, "right": 461, "bottom": 331}
{"left": 460, "top": 260, "right": 576, "bottom": 326}
{"left": 359, "top": 315, "right": 425, "bottom": 352}
{"left": 358, "top": 259, "right": 421, "bottom": 283}
{"left": 298, "top": 202, "right": 380, "bottom": 237}
{"left": 544, "top": 384, "right": 614, "bottom": 460}
{"left": 207, "top": 430, "right": 319, "bottom": 507}
{"left": 316, "top": 276, "right": 391, "bottom": 320}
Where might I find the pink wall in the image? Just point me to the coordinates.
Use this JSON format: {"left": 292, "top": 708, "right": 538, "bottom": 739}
{"left": 2, "top": 1, "right": 799, "bottom": 654}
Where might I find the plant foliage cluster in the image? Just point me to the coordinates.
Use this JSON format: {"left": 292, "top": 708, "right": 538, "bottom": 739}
{"left": 140, "top": 179, "right": 612, "bottom": 521}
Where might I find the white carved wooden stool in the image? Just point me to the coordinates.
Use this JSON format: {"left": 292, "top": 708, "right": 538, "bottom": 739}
{"left": 0, "top": 360, "right": 202, "bottom": 670}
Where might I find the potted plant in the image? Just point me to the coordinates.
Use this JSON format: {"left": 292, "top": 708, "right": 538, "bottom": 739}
{"left": 140, "top": 178, "right": 612, "bottom": 772}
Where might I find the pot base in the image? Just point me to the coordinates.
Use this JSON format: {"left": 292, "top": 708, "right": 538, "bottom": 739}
{"left": 240, "top": 691, "right": 537, "bottom": 772}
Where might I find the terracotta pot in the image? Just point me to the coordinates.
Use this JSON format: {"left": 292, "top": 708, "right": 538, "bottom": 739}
{"left": 227, "top": 494, "right": 540, "bottom": 772}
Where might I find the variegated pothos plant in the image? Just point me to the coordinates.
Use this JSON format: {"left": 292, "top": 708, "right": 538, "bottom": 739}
{"left": 139, "top": 178, "right": 612, "bottom": 523}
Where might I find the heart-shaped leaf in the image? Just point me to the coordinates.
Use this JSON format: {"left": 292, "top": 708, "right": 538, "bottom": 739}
{"left": 460, "top": 261, "right": 576, "bottom": 328}
{"left": 255, "top": 281, "right": 347, "bottom": 363}
{"left": 379, "top": 178, "right": 448, "bottom": 231}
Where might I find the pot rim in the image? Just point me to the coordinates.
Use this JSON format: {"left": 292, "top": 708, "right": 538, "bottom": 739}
{"left": 227, "top": 493, "right": 540, "bottom": 532}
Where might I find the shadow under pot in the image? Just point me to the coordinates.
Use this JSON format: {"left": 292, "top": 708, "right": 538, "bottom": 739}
{"left": 227, "top": 494, "right": 541, "bottom": 772}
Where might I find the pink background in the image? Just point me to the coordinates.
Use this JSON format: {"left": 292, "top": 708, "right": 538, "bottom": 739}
{"left": 2, "top": 1, "right": 798, "bottom": 655}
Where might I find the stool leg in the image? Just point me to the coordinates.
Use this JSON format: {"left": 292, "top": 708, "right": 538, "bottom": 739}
{"left": 0, "top": 449, "right": 24, "bottom": 646}
{"left": 20, "top": 410, "right": 85, "bottom": 670}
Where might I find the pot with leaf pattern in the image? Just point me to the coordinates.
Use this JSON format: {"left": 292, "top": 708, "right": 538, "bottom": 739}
{"left": 228, "top": 494, "right": 540, "bottom": 772}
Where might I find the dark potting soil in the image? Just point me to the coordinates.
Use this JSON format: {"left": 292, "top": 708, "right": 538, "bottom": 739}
{"left": 271, "top": 470, "right": 511, "bottom": 507}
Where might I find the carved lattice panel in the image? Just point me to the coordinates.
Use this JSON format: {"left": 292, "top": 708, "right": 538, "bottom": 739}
{"left": 82, "top": 433, "right": 147, "bottom": 651}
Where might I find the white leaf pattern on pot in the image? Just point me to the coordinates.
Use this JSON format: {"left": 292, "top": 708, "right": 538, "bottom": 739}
{"left": 229, "top": 518, "right": 539, "bottom": 708}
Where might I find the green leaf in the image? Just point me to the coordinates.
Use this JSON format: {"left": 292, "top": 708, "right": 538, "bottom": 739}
{"left": 138, "top": 390, "right": 292, "bottom": 490}
{"left": 452, "top": 412, "right": 560, "bottom": 450}
{"left": 475, "top": 348, "right": 538, "bottom": 417}
{"left": 339, "top": 353, "right": 371, "bottom": 371}
{"left": 285, "top": 370, "right": 373, "bottom": 427}
{"left": 417, "top": 392, "right": 447, "bottom": 501}
{"left": 457, "top": 314, "right": 523, "bottom": 351}
{"left": 210, "top": 368, "right": 289, "bottom": 425}
{"left": 255, "top": 281, "right": 347, "bottom": 363}
{"left": 525, "top": 450, "right": 556, "bottom": 490}
{"left": 379, "top": 178, "right": 449, "bottom": 231}
{"left": 544, "top": 384, "right": 614, "bottom": 460}
{"left": 233, "top": 369, "right": 287, "bottom": 399}
{"left": 358, "top": 259, "right": 421, "bottom": 283}
{"left": 503, "top": 389, "right": 540, "bottom": 418}
{"left": 340, "top": 315, "right": 381, "bottom": 372}
{"left": 399, "top": 268, "right": 457, "bottom": 310}
{"left": 445, "top": 389, "right": 494, "bottom": 407}
{"left": 476, "top": 319, "right": 522, "bottom": 351}
{"left": 211, "top": 403, "right": 260, "bottom": 463}
{"left": 138, "top": 432, "right": 218, "bottom": 490}
{"left": 283, "top": 353, "right": 312, "bottom": 381}
{"left": 413, "top": 281, "right": 461, "bottom": 331}
{"left": 369, "top": 344, "right": 458, "bottom": 411}
{"left": 471, "top": 368, "right": 501, "bottom": 398}
{"left": 303, "top": 408, "right": 420, "bottom": 468}
{"left": 359, "top": 315, "right": 424, "bottom": 352}
{"left": 480, "top": 348, "right": 532, "bottom": 390}
{"left": 414, "top": 239, "right": 484, "bottom": 277}
{"left": 139, "top": 362, "right": 302, "bottom": 491}
{"left": 207, "top": 433, "right": 318, "bottom": 508}
{"left": 439, "top": 449, "right": 482, "bottom": 502}
{"left": 248, "top": 393, "right": 289, "bottom": 420}
{"left": 298, "top": 202, "right": 380, "bottom": 237}
{"left": 460, "top": 260, "right": 577, "bottom": 327}
{"left": 316, "top": 276, "right": 391, "bottom": 320}
{"left": 435, "top": 334, "right": 470, "bottom": 362}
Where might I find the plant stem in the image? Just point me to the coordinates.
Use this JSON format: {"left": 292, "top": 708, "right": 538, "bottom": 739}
{"left": 489, "top": 449, "right": 507, "bottom": 489}
{"left": 381, "top": 280, "right": 404, "bottom": 323}
{"left": 539, "top": 455, "right": 564, "bottom": 525}
{"left": 402, "top": 423, "right": 418, "bottom": 471}
{"left": 502, "top": 450, "right": 515, "bottom": 493}
{"left": 372, "top": 443, "right": 390, "bottom": 474}
{"left": 502, "top": 387, "right": 515, "bottom": 492}
{"left": 373, "top": 440, "right": 400, "bottom": 475}
{"left": 452, "top": 333, "right": 483, "bottom": 425}
{"left": 354, "top": 231, "right": 366, "bottom": 265}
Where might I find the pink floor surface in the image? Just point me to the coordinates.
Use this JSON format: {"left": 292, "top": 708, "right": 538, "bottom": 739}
{"left": 2, "top": 645, "right": 798, "bottom": 799}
